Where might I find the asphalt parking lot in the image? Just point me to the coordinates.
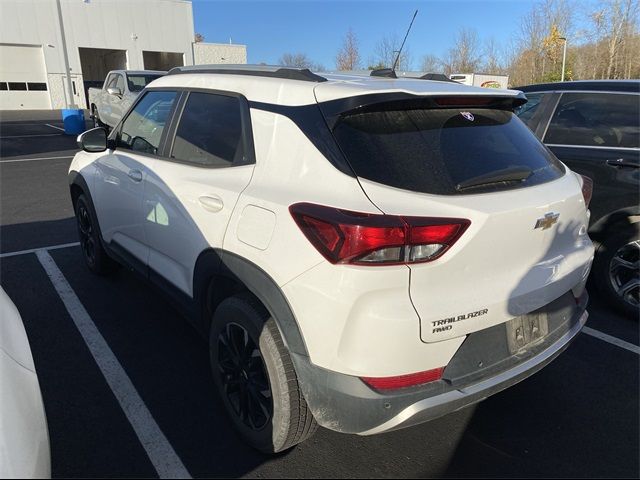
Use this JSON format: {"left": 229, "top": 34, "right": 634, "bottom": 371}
{"left": 1, "top": 111, "right": 638, "bottom": 478}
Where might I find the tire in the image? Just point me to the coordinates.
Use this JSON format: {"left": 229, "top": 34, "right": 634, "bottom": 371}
{"left": 593, "top": 223, "right": 639, "bottom": 318}
{"left": 74, "top": 194, "right": 117, "bottom": 275}
{"left": 209, "top": 293, "right": 317, "bottom": 453}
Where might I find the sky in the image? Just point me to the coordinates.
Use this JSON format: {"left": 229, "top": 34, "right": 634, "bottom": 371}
{"left": 191, "top": 0, "right": 538, "bottom": 70}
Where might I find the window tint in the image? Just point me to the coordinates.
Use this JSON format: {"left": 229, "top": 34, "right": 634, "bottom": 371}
{"left": 117, "top": 91, "right": 177, "bottom": 155}
{"left": 333, "top": 107, "right": 564, "bottom": 195}
{"left": 170, "top": 92, "right": 245, "bottom": 167}
{"left": 514, "top": 93, "right": 543, "bottom": 127}
{"left": 545, "top": 93, "right": 639, "bottom": 148}
{"left": 0, "top": 82, "right": 7, "bottom": 91}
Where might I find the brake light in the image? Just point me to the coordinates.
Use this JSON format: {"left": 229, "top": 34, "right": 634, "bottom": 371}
{"left": 580, "top": 174, "right": 593, "bottom": 208}
{"left": 361, "top": 367, "right": 445, "bottom": 391}
{"left": 289, "top": 203, "right": 470, "bottom": 265}
{"left": 434, "top": 97, "right": 493, "bottom": 106}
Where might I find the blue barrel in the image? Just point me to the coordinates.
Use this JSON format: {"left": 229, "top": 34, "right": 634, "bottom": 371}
{"left": 62, "top": 109, "right": 86, "bottom": 135}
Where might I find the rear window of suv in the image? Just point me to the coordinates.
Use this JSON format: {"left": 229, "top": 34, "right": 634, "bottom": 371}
{"left": 333, "top": 107, "right": 565, "bottom": 195}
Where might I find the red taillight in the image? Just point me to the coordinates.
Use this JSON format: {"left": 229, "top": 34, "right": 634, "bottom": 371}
{"left": 361, "top": 367, "right": 445, "bottom": 391}
{"left": 580, "top": 174, "right": 593, "bottom": 208}
{"left": 289, "top": 203, "right": 470, "bottom": 265}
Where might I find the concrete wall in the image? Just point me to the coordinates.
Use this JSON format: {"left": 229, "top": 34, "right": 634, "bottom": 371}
{"left": 0, "top": 0, "right": 196, "bottom": 108}
{"left": 193, "top": 42, "right": 247, "bottom": 65}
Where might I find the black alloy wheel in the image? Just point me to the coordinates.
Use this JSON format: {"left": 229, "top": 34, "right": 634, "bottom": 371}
{"left": 77, "top": 201, "right": 97, "bottom": 268}
{"left": 217, "top": 322, "right": 272, "bottom": 431}
{"left": 609, "top": 240, "right": 640, "bottom": 310}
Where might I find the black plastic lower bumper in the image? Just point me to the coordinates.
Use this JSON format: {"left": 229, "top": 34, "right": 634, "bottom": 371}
{"left": 291, "top": 291, "right": 588, "bottom": 435}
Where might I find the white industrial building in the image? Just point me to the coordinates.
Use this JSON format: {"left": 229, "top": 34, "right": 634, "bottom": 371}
{"left": 0, "top": 0, "right": 247, "bottom": 110}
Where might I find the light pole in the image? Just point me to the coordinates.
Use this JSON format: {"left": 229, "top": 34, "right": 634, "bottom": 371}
{"left": 55, "top": 0, "right": 76, "bottom": 108}
{"left": 559, "top": 36, "right": 568, "bottom": 82}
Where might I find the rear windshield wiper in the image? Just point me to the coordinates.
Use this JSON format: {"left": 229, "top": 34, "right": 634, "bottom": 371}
{"left": 456, "top": 166, "right": 533, "bottom": 192}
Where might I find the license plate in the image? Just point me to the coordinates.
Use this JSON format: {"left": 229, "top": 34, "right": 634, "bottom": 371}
{"left": 506, "top": 312, "right": 549, "bottom": 354}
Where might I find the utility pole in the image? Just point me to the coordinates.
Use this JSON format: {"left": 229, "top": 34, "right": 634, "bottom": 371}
{"left": 560, "top": 36, "right": 568, "bottom": 82}
{"left": 55, "top": 0, "right": 76, "bottom": 108}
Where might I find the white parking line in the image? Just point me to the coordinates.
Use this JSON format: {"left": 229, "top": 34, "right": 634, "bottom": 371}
{"left": 0, "top": 242, "right": 80, "bottom": 258}
{"left": 36, "top": 250, "right": 191, "bottom": 479}
{"left": 0, "top": 133, "right": 63, "bottom": 139}
{"left": 0, "top": 155, "right": 74, "bottom": 164}
{"left": 45, "top": 123, "right": 65, "bottom": 132}
{"left": 582, "top": 326, "right": 640, "bottom": 355}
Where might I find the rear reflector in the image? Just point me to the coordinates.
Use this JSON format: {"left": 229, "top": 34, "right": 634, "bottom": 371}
{"left": 289, "top": 203, "right": 470, "bottom": 265}
{"left": 580, "top": 174, "right": 593, "bottom": 208}
{"left": 361, "top": 367, "right": 445, "bottom": 391}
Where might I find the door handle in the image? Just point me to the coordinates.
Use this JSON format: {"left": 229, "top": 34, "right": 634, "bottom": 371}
{"left": 198, "top": 195, "right": 224, "bottom": 213}
{"left": 606, "top": 158, "right": 639, "bottom": 168}
{"left": 127, "top": 169, "right": 143, "bottom": 182}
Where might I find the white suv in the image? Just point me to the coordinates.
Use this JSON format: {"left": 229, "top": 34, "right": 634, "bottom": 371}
{"left": 69, "top": 65, "right": 594, "bottom": 453}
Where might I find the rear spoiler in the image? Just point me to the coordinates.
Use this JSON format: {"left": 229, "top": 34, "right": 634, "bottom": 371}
{"left": 318, "top": 92, "right": 528, "bottom": 129}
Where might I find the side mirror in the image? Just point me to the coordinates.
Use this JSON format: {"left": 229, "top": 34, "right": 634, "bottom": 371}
{"left": 77, "top": 127, "right": 109, "bottom": 153}
{"left": 107, "top": 86, "right": 122, "bottom": 96}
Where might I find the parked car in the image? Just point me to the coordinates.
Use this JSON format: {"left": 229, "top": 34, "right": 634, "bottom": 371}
{"left": 69, "top": 65, "right": 594, "bottom": 453}
{"left": 515, "top": 80, "right": 639, "bottom": 316}
{"left": 88, "top": 70, "right": 165, "bottom": 129}
{"left": 0, "top": 287, "right": 50, "bottom": 478}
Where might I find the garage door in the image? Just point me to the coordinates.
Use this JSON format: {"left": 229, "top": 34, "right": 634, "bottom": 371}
{"left": 0, "top": 44, "right": 51, "bottom": 110}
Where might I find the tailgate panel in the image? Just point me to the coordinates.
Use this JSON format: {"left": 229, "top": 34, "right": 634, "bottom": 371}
{"left": 358, "top": 172, "right": 594, "bottom": 343}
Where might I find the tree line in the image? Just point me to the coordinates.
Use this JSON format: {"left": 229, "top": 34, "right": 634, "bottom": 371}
{"left": 278, "top": 0, "right": 639, "bottom": 85}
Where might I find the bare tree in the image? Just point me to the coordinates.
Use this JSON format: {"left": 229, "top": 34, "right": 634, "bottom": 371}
{"left": 482, "top": 37, "right": 504, "bottom": 73}
{"left": 336, "top": 28, "right": 361, "bottom": 70}
{"left": 279, "top": 52, "right": 312, "bottom": 68}
{"left": 420, "top": 54, "right": 442, "bottom": 73}
{"left": 373, "top": 35, "right": 412, "bottom": 70}
{"left": 445, "top": 28, "right": 481, "bottom": 74}
{"left": 601, "top": 0, "right": 638, "bottom": 78}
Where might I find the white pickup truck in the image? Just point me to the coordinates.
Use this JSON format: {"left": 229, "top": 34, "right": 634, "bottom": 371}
{"left": 88, "top": 70, "right": 165, "bottom": 129}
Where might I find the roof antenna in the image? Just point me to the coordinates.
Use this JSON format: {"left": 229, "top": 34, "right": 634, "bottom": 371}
{"left": 392, "top": 9, "right": 418, "bottom": 71}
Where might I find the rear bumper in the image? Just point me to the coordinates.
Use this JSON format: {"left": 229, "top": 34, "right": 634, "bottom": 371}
{"left": 291, "top": 294, "right": 588, "bottom": 435}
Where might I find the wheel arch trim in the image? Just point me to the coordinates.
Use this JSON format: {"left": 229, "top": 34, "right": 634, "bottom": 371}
{"left": 194, "top": 248, "right": 309, "bottom": 358}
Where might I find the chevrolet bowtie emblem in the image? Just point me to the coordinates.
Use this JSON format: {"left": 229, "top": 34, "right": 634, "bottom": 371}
{"left": 535, "top": 212, "right": 560, "bottom": 230}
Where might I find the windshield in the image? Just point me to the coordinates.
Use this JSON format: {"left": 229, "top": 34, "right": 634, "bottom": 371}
{"left": 127, "top": 74, "right": 163, "bottom": 92}
{"left": 333, "top": 107, "right": 565, "bottom": 195}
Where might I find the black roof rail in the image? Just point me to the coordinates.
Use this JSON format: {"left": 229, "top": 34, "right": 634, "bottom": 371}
{"left": 370, "top": 68, "right": 397, "bottom": 78}
{"left": 420, "top": 73, "right": 456, "bottom": 83}
{"left": 166, "top": 64, "right": 328, "bottom": 83}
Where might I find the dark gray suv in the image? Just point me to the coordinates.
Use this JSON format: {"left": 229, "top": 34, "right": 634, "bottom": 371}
{"left": 515, "top": 80, "right": 639, "bottom": 317}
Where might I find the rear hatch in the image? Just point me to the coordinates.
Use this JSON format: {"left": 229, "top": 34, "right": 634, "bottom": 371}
{"left": 324, "top": 95, "right": 594, "bottom": 343}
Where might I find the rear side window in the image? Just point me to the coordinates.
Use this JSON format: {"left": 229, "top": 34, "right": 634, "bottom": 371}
{"left": 545, "top": 93, "right": 639, "bottom": 148}
{"left": 127, "top": 74, "right": 162, "bottom": 93}
{"left": 117, "top": 90, "right": 177, "bottom": 155}
{"left": 333, "top": 108, "right": 565, "bottom": 195}
{"left": 170, "top": 92, "right": 245, "bottom": 167}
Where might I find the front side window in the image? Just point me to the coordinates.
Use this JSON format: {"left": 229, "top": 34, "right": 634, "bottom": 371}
{"left": 117, "top": 90, "right": 177, "bottom": 155}
{"left": 106, "top": 75, "right": 118, "bottom": 89}
{"left": 127, "top": 74, "right": 163, "bottom": 93}
{"left": 115, "top": 75, "right": 125, "bottom": 92}
{"left": 545, "top": 93, "right": 639, "bottom": 148}
{"left": 170, "top": 92, "right": 245, "bottom": 167}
